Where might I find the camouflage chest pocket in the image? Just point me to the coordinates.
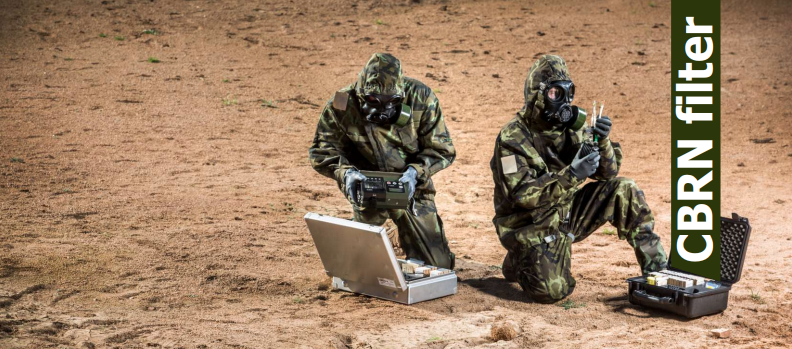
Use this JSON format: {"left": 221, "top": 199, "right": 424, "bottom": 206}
{"left": 345, "top": 126, "right": 369, "bottom": 147}
{"left": 396, "top": 111, "right": 422, "bottom": 154}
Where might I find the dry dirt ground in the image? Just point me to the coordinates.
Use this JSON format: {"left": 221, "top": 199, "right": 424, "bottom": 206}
{"left": 1, "top": 0, "right": 792, "bottom": 348}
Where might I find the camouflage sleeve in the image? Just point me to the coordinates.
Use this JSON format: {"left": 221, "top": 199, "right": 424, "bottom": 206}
{"left": 408, "top": 91, "right": 455, "bottom": 182}
{"left": 494, "top": 128, "right": 584, "bottom": 219}
{"left": 591, "top": 138, "right": 622, "bottom": 180}
{"left": 308, "top": 103, "right": 354, "bottom": 186}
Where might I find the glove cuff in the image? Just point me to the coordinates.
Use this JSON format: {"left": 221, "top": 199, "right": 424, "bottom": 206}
{"left": 406, "top": 164, "right": 426, "bottom": 182}
{"left": 558, "top": 165, "right": 585, "bottom": 188}
{"left": 334, "top": 166, "right": 353, "bottom": 186}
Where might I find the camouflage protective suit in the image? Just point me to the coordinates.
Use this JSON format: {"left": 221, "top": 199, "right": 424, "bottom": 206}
{"left": 490, "top": 55, "right": 667, "bottom": 303}
{"left": 309, "top": 53, "right": 456, "bottom": 269}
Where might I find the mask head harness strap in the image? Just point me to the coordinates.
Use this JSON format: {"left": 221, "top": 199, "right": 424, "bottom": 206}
{"left": 531, "top": 81, "right": 549, "bottom": 122}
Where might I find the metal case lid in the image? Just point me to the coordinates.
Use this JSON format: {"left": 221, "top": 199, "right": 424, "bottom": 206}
{"left": 304, "top": 213, "right": 407, "bottom": 291}
{"left": 668, "top": 213, "right": 751, "bottom": 286}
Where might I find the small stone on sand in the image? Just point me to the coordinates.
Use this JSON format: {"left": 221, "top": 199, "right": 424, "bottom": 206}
{"left": 711, "top": 328, "right": 731, "bottom": 338}
{"left": 491, "top": 322, "right": 517, "bottom": 341}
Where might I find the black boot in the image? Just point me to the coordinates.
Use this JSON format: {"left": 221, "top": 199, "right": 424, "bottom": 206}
{"left": 502, "top": 252, "right": 518, "bottom": 282}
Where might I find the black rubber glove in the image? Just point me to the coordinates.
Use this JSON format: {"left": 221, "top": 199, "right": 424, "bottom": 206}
{"left": 593, "top": 116, "right": 612, "bottom": 139}
{"left": 569, "top": 145, "right": 600, "bottom": 180}
{"left": 343, "top": 169, "right": 367, "bottom": 205}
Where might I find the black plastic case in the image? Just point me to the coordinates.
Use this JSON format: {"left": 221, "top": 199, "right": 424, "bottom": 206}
{"left": 626, "top": 213, "right": 751, "bottom": 318}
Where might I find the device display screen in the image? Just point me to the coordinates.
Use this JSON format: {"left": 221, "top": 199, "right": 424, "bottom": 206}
{"left": 364, "top": 181, "right": 384, "bottom": 190}
{"left": 386, "top": 181, "right": 405, "bottom": 193}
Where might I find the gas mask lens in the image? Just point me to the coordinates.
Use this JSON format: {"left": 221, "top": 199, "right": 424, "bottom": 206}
{"left": 547, "top": 81, "right": 574, "bottom": 102}
{"left": 363, "top": 94, "right": 403, "bottom": 108}
{"left": 547, "top": 86, "right": 563, "bottom": 101}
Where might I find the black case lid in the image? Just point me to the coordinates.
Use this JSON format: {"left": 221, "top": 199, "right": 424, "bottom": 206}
{"left": 668, "top": 213, "right": 751, "bottom": 286}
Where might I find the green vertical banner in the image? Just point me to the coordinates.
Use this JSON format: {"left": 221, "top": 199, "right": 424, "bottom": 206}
{"left": 671, "top": 0, "right": 721, "bottom": 280}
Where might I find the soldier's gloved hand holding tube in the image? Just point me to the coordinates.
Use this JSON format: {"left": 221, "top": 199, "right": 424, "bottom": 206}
{"left": 569, "top": 145, "right": 600, "bottom": 180}
{"left": 593, "top": 116, "right": 612, "bottom": 139}
{"left": 344, "top": 169, "right": 367, "bottom": 205}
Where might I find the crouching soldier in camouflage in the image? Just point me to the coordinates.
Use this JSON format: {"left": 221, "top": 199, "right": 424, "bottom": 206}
{"left": 490, "top": 55, "right": 667, "bottom": 303}
{"left": 309, "top": 53, "right": 456, "bottom": 269}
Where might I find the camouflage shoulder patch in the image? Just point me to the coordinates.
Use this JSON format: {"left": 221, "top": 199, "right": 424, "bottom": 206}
{"left": 333, "top": 91, "right": 349, "bottom": 111}
{"left": 501, "top": 155, "right": 518, "bottom": 175}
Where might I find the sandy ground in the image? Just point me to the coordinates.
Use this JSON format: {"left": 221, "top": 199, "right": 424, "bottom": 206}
{"left": 1, "top": 0, "right": 792, "bottom": 348}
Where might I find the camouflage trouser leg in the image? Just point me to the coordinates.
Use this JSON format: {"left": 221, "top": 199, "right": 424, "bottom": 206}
{"left": 513, "top": 177, "right": 667, "bottom": 303}
{"left": 353, "top": 197, "right": 455, "bottom": 269}
{"left": 566, "top": 177, "right": 668, "bottom": 274}
{"left": 513, "top": 234, "right": 575, "bottom": 303}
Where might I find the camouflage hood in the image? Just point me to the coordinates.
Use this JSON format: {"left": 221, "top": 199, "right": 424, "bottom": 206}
{"left": 354, "top": 53, "right": 405, "bottom": 96}
{"left": 519, "top": 55, "right": 573, "bottom": 128}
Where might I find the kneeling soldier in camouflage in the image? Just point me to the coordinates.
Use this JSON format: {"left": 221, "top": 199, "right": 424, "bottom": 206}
{"left": 490, "top": 55, "right": 667, "bottom": 303}
{"left": 309, "top": 53, "right": 456, "bottom": 269}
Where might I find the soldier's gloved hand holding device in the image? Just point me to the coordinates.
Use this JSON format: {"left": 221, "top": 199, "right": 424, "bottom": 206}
{"left": 356, "top": 170, "right": 412, "bottom": 212}
{"left": 399, "top": 166, "right": 419, "bottom": 215}
{"left": 399, "top": 166, "right": 418, "bottom": 200}
{"left": 569, "top": 145, "right": 600, "bottom": 180}
{"left": 344, "top": 168, "right": 367, "bottom": 205}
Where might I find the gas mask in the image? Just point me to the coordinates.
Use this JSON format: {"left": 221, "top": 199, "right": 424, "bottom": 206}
{"left": 541, "top": 80, "right": 586, "bottom": 131}
{"left": 360, "top": 93, "right": 412, "bottom": 127}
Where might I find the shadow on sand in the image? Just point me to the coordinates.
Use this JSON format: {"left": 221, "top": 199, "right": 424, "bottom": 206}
{"left": 460, "top": 276, "right": 536, "bottom": 303}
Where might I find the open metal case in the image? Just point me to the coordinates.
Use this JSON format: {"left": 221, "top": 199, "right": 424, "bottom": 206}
{"left": 626, "top": 213, "right": 752, "bottom": 318}
{"left": 304, "top": 212, "right": 457, "bottom": 304}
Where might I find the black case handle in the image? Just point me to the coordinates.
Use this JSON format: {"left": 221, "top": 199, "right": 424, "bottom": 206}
{"left": 633, "top": 289, "right": 675, "bottom": 304}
